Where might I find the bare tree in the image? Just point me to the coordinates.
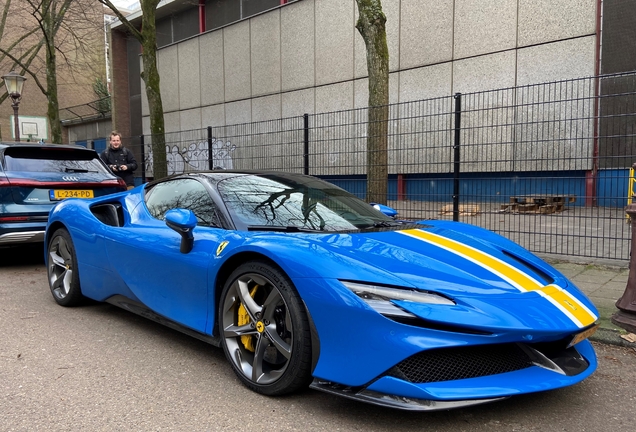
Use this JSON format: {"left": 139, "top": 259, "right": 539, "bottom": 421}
{"left": 0, "top": 0, "right": 106, "bottom": 143}
{"left": 98, "top": 0, "right": 167, "bottom": 179}
{"left": 355, "top": 0, "right": 389, "bottom": 204}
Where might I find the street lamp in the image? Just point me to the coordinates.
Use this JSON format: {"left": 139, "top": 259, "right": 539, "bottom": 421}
{"left": 2, "top": 70, "right": 27, "bottom": 142}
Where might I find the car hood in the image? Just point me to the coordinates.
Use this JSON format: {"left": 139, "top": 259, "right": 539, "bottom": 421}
{"left": 255, "top": 221, "right": 598, "bottom": 332}
{"left": 292, "top": 223, "right": 558, "bottom": 295}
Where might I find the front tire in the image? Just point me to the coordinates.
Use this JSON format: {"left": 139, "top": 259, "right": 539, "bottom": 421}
{"left": 47, "top": 228, "right": 84, "bottom": 306}
{"left": 219, "top": 260, "right": 312, "bottom": 396}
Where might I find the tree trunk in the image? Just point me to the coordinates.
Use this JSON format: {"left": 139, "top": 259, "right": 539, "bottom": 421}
{"left": 43, "top": 5, "right": 62, "bottom": 144}
{"left": 140, "top": 6, "right": 167, "bottom": 179}
{"left": 356, "top": 0, "right": 389, "bottom": 204}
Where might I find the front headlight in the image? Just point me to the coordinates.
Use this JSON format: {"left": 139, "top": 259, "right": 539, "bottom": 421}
{"left": 341, "top": 281, "right": 455, "bottom": 318}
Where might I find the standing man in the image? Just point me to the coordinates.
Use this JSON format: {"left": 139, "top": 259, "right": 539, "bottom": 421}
{"left": 100, "top": 131, "right": 138, "bottom": 190}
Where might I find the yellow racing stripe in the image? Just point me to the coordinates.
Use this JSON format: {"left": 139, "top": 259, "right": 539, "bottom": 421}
{"left": 399, "top": 229, "right": 597, "bottom": 328}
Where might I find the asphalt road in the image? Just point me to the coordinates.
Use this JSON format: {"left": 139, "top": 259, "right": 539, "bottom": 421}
{"left": 1, "top": 246, "right": 635, "bottom": 431}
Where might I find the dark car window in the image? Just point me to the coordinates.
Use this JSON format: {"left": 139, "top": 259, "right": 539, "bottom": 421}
{"left": 3, "top": 147, "right": 110, "bottom": 173}
{"left": 217, "top": 174, "right": 394, "bottom": 231}
{"left": 145, "top": 178, "right": 220, "bottom": 227}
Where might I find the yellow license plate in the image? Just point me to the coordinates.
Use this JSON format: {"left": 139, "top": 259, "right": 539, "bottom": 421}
{"left": 50, "top": 189, "right": 94, "bottom": 200}
{"left": 568, "top": 324, "right": 599, "bottom": 348}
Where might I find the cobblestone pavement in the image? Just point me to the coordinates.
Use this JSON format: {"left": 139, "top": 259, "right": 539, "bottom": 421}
{"left": 547, "top": 259, "right": 636, "bottom": 347}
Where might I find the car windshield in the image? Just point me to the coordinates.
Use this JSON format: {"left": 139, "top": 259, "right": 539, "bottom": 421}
{"left": 3, "top": 147, "right": 109, "bottom": 173}
{"left": 217, "top": 173, "right": 396, "bottom": 232}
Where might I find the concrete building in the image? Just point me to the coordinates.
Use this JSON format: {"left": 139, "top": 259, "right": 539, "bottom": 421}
{"left": 108, "top": 0, "right": 632, "bottom": 138}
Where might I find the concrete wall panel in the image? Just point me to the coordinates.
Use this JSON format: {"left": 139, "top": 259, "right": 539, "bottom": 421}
{"left": 199, "top": 31, "right": 225, "bottom": 106}
{"left": 164, "top": 111, "right": 181, "bottom": 133}
{"left": 517, "top": 36, "right": 596, "bottom": 85}
{"left": 453, "top": 51, "right": 517, "bottom": 93}
{"left": 142, "top": 116, "right": 150, "bottom": 136}
{"left": 454, "top": 0, "right": 517, "bottom": 58}
{"left": 518, "top": 0, "right": 596, "bottom": 47}
{"left": 282, "top": 88, "right": 315, "bottom": 118}
{"left": 223, "top": 21, "right": 252, "bottom": 101}
{"left": 157, "top": 45, "right": 179, "bottom": 112}
{"left": 202, "top": 104, "right": 225, "bottom": 128}
{"left": 178, "top": 38, "right": 201, "bottom": 110}
{"left": 315, "top": 0, "right": 355, "bottom": 85}
{"left": 399, "top": 63, "right": 453, "bottom": 102}
{"left": 179, "top": 107, "right": 202, "bottom": 131}
{"left": 225, "top": 99, "right": 252, "bottom": 125}
{"left": 400, "top": 0, "right": 454, "bottom": 69}
{"left": 281, "top": 0, "right": 315, "bottom": 92}
{"left": 316, "top": 81, "right": 354, "bottom": 113}
{"left": 251, "top": 11, "right": 281, "bottom": 97}
{"left": 252, "top": 94, "right": 282, "bottom": 122}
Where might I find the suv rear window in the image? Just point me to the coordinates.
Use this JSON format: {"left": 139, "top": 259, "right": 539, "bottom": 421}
{"left": 3, "top": 147, "right": 109, "bottom": 173}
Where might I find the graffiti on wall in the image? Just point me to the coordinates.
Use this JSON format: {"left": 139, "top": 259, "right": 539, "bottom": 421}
{"left": 145, "top": 138, "right": 237, "bottom": 176}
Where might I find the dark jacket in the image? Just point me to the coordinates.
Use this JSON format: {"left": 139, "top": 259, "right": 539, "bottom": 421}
{"left": 100, "top": 146, "right": 138, "bottom": 186}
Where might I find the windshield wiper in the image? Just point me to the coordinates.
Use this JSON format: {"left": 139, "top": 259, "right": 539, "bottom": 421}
{"left": 247, "top": 225, "right": 324, "bottom": 233}
{"left": 372, "top": 220, "right": 401, "bottom": 227}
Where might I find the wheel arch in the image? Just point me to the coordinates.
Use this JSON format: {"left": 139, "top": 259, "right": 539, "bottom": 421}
{"left": 45, "top": 221, "right": 70, "bottom": 253}
{"left": 213, "top": 251, "right": 321, "bottom": 373}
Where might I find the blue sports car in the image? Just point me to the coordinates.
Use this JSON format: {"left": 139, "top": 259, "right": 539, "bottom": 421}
{"left": 44, "top": 171, "right": 599, "bottom": 411}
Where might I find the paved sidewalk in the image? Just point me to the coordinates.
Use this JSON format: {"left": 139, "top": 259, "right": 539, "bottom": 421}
{"left": 546, "top": 259, "right": 636, "bottom": 347}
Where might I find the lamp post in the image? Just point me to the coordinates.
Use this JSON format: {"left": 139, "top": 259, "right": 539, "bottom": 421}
{"left": 2, "top": 70, "right": 27, "bottom": 142}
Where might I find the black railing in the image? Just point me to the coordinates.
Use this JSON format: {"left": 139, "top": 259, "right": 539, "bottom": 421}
{"left": 103, "top": 72, "right": 636, "bottom": 261}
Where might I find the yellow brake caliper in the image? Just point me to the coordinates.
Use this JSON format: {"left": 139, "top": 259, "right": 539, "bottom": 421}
{"left": 237, "top": 285, "right": 259, "bottom": 352}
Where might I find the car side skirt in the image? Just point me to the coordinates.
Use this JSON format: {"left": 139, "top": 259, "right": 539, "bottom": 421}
{"left": 105, "top": 295, "right": 221, "bottom": 347}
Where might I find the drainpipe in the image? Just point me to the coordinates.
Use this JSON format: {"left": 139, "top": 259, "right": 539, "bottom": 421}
{"left": 587, "top": 0, "right": 603, "bottom": 207}
{"left": 199, "top": 0, "right": 206, "bottom": 33}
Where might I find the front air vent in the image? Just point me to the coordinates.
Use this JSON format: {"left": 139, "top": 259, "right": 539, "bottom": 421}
{"left": 386, "top": 344, "right": 533, "bottom": 383}
{"left": 502, "top": 250, "right": 554, "bottom": 285}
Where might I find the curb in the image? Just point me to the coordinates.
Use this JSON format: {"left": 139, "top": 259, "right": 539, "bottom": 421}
{"left": 590, "top": 327, "right": 636, "bottom": 348}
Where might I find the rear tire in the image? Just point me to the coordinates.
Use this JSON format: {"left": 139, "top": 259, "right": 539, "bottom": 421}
{"left": 47, "top": 228, "right": 84, "bottom": 306}
{"left": 219, "top": 260, "right": 312, "bottom": 396}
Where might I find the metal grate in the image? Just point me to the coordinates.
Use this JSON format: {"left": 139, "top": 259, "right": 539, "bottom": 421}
{"left": 386, "top": 343, "right": 533, "bottom": 384}
{"left": 119, "top": 71, "right": 636, "bottom": 261}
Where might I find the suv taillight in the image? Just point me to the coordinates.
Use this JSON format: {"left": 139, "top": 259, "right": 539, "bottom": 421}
{"left": 101, "top": 178, "right": 127, "bottom": 189}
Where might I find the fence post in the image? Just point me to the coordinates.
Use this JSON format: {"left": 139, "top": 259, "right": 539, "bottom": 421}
{"left": 140, "top": 134, "right": 146, "bottom": 183}
{"left": 207, "top": 126, "right": 213, "bottom": 170}
{"left": 303, "top": 114, "right": 309, "bottom": 175}
{"left": 453, "top": 93, "right": 462, "bottom": 222}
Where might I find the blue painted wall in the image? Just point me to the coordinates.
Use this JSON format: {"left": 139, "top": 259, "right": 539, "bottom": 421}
{"left": 322, "top": 169, "right": 632, "bottom": 208}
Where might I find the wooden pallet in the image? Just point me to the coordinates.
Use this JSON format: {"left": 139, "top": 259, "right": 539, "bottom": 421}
{"left": 500, "top": 195, "right": 575, "bottom": 214}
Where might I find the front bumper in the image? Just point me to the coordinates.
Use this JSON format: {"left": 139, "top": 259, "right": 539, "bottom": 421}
{"left": 310, "top": 340, "right": 596, "bottom": 410}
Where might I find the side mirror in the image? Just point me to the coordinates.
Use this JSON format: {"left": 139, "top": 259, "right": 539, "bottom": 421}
{"left": 371, "top": 203, "right": 398, "bottom": 219}
{"left": 165, "top": 209, "right": 197, "bottom": 254}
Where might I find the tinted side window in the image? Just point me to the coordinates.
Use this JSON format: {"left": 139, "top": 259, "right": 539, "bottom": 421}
{"left": 145, "top": 178, "right": 220, "bottom": 227}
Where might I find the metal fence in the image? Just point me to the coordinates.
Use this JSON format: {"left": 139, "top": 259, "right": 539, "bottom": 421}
{"left": 109, "top": 72, "right": 636, "bottom": 262}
